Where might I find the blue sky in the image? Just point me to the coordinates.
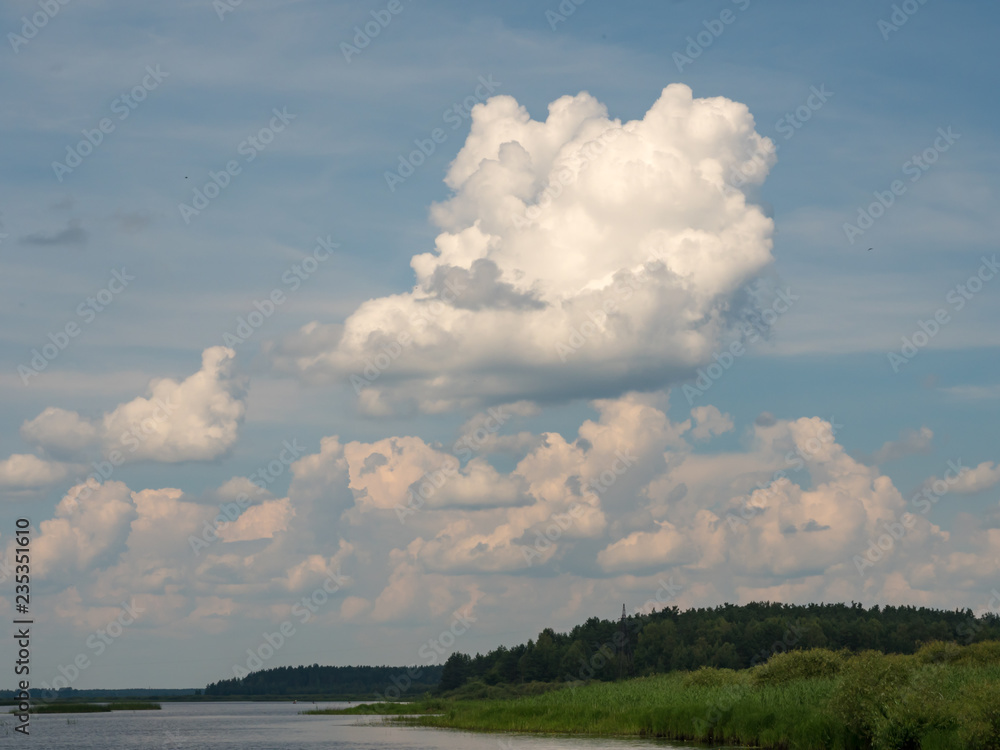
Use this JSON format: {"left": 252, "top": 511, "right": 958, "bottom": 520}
{"left": 1, "top": 0, "right": 998, "bottom": 690}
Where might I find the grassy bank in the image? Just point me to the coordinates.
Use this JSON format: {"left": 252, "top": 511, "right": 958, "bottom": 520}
{"left": 332, "top": 641, "right": 1000, "bottom": 749}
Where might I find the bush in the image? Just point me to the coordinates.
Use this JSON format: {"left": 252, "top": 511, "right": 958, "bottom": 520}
{"left": 955, "top": 680, "right": 1000, "bottom": 749}
{"left": 957, "top": 641, "right": 1000, "bottom": 666}
{"left": 828, "top": 651, "right": 914, "bottom": 745}
{"left": 681, "top": 667, "right": 745, "bottom": 688}
{"left": 915, "top": 640, "right": 963, "bottom": 664}
{"left": 750, "top": 648, "right": 845, "bottom": 685}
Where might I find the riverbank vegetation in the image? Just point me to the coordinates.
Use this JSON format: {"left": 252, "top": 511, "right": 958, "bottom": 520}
{"left": 321, "top": 642, "right": 1000, "bottom": 750}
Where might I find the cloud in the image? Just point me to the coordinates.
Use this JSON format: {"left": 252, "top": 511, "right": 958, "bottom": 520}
{"left": 20, "top": 407, "right": 99, "bottom": 457}
{"left": 19, "top": 219, "right": 88, "bottom": 246}
{"left": 28, "top": 480, "right": 137, "bottom": 579}
{"left": 941, "top": 384, "right": 1000, "bottom": 401}
{"left": 14, "top": 392, "right": 993, "bottom": 640}
{"left": 937, "top": 461, "right": 1000, "bottom": 495}
{"left": 217, "top": 498, "right": 295, "bottom": 542}
{"left": 0, "top": 453, "right": 76, "bottom": 489}
{"left": 19, "top": 347, "right": 247, "bottom": 463}
{"left": 269, "top": 84, "right": 776, "bottom": 413}
{"left": 343, "top": 435, "right": 526, "bottom": 513}
{"left": 866, "top": 426, "right": 934, "bottom": 464}
{"left": 690, "top": 405, "right": 734, "bottom": 441}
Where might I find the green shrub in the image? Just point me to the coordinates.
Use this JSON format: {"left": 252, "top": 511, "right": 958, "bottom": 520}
{"left": 750, "top": 648, "right": 845, "bottom": 685}
{"left": 681, "top": 667, "right": 745, "bottom": 688}
{"left": 957, "top": 641, "right": 1000, "bottom": 666}
{"left": 828, "top": 651, "right": 914, "bottom": 744}
{"left": 915, "top": 640, "right": 963, "bottom": 664}
{"left": 955, "top": 680, "right": 1000, "bottom": 750}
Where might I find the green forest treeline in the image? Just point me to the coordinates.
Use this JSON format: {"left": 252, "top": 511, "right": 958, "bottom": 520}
{"left": 203, "top": 601, "right": 999, "bottom": 697}
{"left": 436, "top": 600, "right": 1000, "bottom": 692}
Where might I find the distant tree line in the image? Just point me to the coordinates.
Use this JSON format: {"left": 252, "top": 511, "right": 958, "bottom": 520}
{"left": 437, "top": 601, "right": 1000, "bottom": 691}
{"left": 204, "top": 663, "right": 443, "bottom": 697}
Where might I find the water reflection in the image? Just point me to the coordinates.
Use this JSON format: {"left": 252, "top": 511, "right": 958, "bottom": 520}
{"left": 0, "top": 701, "right": 722, "bottom": 749}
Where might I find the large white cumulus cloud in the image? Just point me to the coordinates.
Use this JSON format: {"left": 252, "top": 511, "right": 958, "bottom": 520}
{"left": 270, "top": 84, "right": 776, "bottom": 413}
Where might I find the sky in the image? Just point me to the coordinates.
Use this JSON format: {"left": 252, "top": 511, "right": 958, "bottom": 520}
{"left": 1, "top": 0, "right": 999, "bottom": 691}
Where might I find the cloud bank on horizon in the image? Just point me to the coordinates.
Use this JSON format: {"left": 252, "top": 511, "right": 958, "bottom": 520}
{"left": 9, "top": 394, "right": 1000, "bottom": 652}
{"left": 268, "top": 84, "right": 777, "bottom": 414}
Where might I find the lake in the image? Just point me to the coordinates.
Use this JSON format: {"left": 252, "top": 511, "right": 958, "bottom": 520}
{"left": 0, "top": 701, "right": 716, "bottom": 749}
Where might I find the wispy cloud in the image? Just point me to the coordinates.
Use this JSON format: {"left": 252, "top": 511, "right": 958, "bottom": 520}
{"left": 19, "top": 219, "right": 87, "bottom": 246}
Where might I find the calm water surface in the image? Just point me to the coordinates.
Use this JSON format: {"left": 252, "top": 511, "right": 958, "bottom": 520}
{"left": 0, "top": 701, "right": 722, "bottom": 749}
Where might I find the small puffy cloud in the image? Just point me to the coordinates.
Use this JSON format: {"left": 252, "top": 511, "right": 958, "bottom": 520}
{"left": 344, "top": 436, "right": 525, "bottom": 513}
{"left": 270, "top": 84, "right": 776, "bottom": 413}
{"left": 20, "top": 407, "right": 98, "bottom": 456}
{"left": 597, "top": 519, "right": 697, "bottom": 572}
{"left": 944, "top": 461, "right": 1000, "bottom": 495}
{"left": 20, "top": 347, "right": 246, "bottom": 464}
{"left": 0, "top": 453, "right": 75, "bottom": 488}
{"left": 689, "top": 405, "right": 734, "bottom": 441}
{"left": 217, "top": 498, "right": 295, "bottom": 542}
{"left": 867, "top": 426, "right": 934, "bottom": 464}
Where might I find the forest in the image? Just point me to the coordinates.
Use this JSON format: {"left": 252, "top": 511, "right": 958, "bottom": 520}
{"left": 435, "top": 600, "right": 1000, "bottom": 691}
{"left": 203, "top": 601, "right": 1000, "bottom": 699}
{"left": 204, "top": 663, "right": 443, "bottom": 698}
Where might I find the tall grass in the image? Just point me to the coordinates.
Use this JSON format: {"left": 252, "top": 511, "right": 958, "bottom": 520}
{"left": 389, "top": 641, "right": 1000, "bottom": 749}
